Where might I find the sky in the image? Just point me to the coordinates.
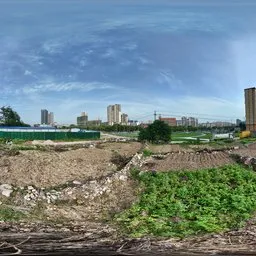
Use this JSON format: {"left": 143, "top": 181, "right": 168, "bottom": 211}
{"left": 1, "top": 0, "right": 256, "bottom": 124}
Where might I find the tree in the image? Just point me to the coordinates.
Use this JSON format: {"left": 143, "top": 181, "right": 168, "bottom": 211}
{"left": 138, "top": 120, "right": 171, "bottom": 143}
{"left": 0, "top": 106, "right": 29, "bottom": 126}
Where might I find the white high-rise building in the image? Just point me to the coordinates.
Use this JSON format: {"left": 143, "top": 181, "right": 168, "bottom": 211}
{"left": 107, "top": 104, "right": 121, "bottom": 125}
{"left": 48, "top": 112, "right": 54, "bottom": 125}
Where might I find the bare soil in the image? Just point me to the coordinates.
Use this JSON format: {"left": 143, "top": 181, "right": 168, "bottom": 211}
{"left": 235, "top": 148, "right": 256, "bottom": 158}
{"left": 142, "top": 151, "right": 236, "bottom": 171}
{"left": 0, "top": 142, "right": 142, "bottom": 188}
{"left": 147, "top": 144, "right": 192, "bottom": 153}
{"left": 97, "top": 142, "right": 142, "bottom": 157}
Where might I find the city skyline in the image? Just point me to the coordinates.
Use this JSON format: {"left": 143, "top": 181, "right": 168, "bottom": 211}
{"left": 1, "top": 0, "right": 256, "bottom": 124}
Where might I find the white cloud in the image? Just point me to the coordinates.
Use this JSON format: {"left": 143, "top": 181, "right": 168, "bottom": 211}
{"left": 21, "top": 81, "right": 116, "bottom": 94}
{"left": 42, "top": 40, "right": 64, "bottom": 54}
{"left": 102, "top": 48, "right": 117, "bottom": 59}
{"left": 157, "top": 70, "right": 182, "bottom": 89}
{"left": 122, "top": 43, "right": 137, "bottom": 51}
{"left": 24, "top": 70, "right": 32, "bottom": 76}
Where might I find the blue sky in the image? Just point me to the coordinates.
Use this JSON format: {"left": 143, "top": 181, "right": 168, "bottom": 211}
{"left": 1, "top": 0, "right": 256, "bottom": 124}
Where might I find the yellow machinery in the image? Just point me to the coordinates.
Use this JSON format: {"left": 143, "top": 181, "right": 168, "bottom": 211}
{"left": 240, "top": 130, "right": 251, "bottom": 139}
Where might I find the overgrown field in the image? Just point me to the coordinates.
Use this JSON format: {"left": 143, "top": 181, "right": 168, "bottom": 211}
{"left": 117, "top": 165, "right": 256, "bottom": 238}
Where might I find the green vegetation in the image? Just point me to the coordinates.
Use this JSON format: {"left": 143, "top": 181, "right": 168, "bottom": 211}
{"left": 142, "top": 149, "right": 153, "bottom": 157}
{"left": 0, "top": 106, "right": 29, "bottom": 127}
{"left": 116, "top": 165, "right": 256, "bottom": 238}
{"left": 0, "top": 205, "right": 25, "bottom": 221}
{"left": 139, "top": 120, "right": 171, "bottom": 143}
{"left": 240, "top": 137, "right": 256, "bottom": 145}
{"left": 110, "top": 131, "right": 139, "bottom": 138}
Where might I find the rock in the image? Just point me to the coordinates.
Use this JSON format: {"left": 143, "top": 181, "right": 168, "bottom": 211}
{"left": 118, "top": 175, "right": 127, "bottom": 181}
{"left": 50, "top": 195, "right": 58, "bottom": 201}
{"left": 27, "top": 186, "right": 34, "bottom": 190}
{"left": 0, "top": 184, "right": 13, "bottom": 197}
{"left": 73, "top": 180, "right": 82, "bottom": 185}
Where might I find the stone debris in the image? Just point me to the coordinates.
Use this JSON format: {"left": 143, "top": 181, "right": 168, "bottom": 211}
{"left": 0, "top": 153, "right": 143, "bottom": 204}
{"left": 73, "top": 180, "right": 82, "bottom": 185}
{"left": 0, "top": 184, "right": 13, "bottom": 197}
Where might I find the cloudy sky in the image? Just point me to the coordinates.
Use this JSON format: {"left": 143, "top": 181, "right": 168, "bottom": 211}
{"left": 1, "top": 0, "right": 256, "bottom": 124}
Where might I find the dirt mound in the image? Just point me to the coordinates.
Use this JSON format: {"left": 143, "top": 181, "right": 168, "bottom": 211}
{"left": 235, "top": 148, "right": 256, "bottom": 158}
{"left": 0, "top": 142, "right": 142, "bottom": 188}
{"left": 142, "top": 151, "right": 235, "bottom": 171}
{"left": 0, "top": 148, "right": 116, "bottom": 187}
{"left": 147, "top": 144, "right": 190, "bottom": 154}
{"left": 98, "top": 142, "right": 142, "bottom": 157}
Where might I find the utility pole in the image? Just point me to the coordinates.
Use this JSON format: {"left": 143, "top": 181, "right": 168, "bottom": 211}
{"left": 154, "top": 111, "right": 157, "bottom": 121}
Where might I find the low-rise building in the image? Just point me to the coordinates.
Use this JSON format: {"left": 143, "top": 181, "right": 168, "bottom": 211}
{"left": 86, "top": 120, "right": 102, "bottom": 126}
{"left": 159, "top": 117, "right": 177, "bottom": 126}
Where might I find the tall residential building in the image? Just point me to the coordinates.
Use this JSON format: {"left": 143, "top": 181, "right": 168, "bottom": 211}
{"left": 121, "top": 113, "right": 128, "bottom": 125}
{"left": 41, "top": 109, "right": 48, "bottom": 125}
{"left": 236, "top": 119, "right": 242, "bottom": 126}
{"left": 181, "top": 116, "right": 187, "bottom": 126}
{"left": 48, "top": 112, "right": 54, "bottom": 125}
{"left": 179, "top": 116, "right": 198, "bottom": 127}
{"left": 77, "top": 112, "right": 88, "bottom": 127}
{"left": 187, "top": 117, "right": 198, "bottom": 127}
{"left": 245, "top": 87, "right": 256, "bottom": 131}
{"left": 107, "top": 104, "right": 121, "bottom": 125}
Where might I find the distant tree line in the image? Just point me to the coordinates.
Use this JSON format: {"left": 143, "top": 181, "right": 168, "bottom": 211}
{"left": 66, "top": 122, "right": 242, "bottom": 134}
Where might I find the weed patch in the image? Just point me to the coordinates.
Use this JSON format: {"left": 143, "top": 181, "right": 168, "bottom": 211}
{"left": 142, "top": 149, "right": 153, "bottom": 157}
{"left": 0, "top": 205, "right": 25, "bottom": 221}
{"left": 116, "top": 165, "right": 256, "bottom": 238}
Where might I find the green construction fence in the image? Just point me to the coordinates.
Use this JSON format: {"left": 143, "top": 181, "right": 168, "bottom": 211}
{"left": 0, "top": 131, "right": 100, "bottom": 141}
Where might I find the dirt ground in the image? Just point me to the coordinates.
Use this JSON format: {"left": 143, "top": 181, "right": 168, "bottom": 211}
{"left": 0, "top": 142, "right": 142, "bottom": 188}
{"left": 97, "top": 142, "right": 142, "bottom": 157}
{"left": 147, "top": 144, "right": 193, "bottom": 153}
{"left": 142, "top": 151, "right": 236, "bottom": 172}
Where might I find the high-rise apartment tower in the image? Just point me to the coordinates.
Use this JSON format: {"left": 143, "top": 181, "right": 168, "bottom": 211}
{"left": 77, "top": 112, "right": 88, "bottom": 126}
{"left": 107, "top": 104, "right": 121, "bottom": 125}
{"left": 41, "top": 109, "right": 48, "bottom": 125}
{"left": 48, "top": 112, "right": 54, "bottom": 125}
{"left": 245, "top": 87, "right": 256, "bottom": 131}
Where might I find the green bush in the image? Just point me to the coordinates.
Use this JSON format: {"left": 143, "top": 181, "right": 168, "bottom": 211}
{"left": 116, "top": 165, "right": 256, "bottom": 238}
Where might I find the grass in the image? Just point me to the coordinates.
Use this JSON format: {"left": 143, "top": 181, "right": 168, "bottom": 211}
{"left": 171, "top": 132, "right": 212, "bottom": 142}
{"left": 110, "top": 131, "right": 139, "bottom": 138}
{"left": 240, "top": 137, "right": 256, "bottom": 145}
{"left": 116, "top": 165, "right": 256, "bottom": 238}
{"left": 0, "top": 205, "right": 25, "bottom": 221}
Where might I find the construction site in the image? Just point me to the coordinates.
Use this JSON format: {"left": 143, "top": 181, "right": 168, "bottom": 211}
{"left": 1, "top": 134, "right": 256, "bottom": 255}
